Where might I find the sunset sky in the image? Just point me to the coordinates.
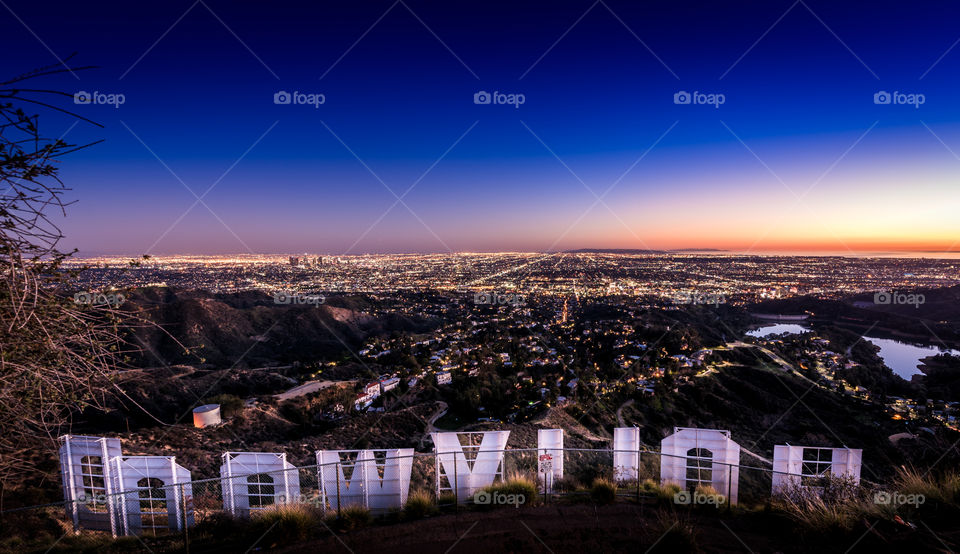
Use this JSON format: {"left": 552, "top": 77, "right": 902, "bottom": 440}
{"left": 3, "top": 0, "right": 959, "bottom": 255}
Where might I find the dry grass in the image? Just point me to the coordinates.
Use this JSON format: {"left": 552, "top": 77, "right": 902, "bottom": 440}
{"left": 891, "top": 466, "right": 960, "bottom": 505}
{"left": 772, "top": 475, "right": 868, "bottom": 533}
{"left": 402, "top": 489, "right": 437, "bottom": 520}
{"left": 590, "top": 478, "right": 617, "bottom": 504}
{"left": 657, "top": 482, "right": 682, "bottom": 504}
{"left": 478, "top": 474, "right": 538, "bottom": 508}
{"left": 252, "top": 503, "right": 322, "bottom": 543}
{"left": 776, "top": 492, "right": 862, "bottom": 533}
{"left": 329, "top": 504, "right": 373, "bottom": 531}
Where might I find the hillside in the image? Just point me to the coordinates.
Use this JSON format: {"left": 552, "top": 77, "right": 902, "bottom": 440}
{"left": 119, "top": 287, "right": 438, "bottom": 367}
{"left": 750, "top": 285, "right": 960, "bottom": 348}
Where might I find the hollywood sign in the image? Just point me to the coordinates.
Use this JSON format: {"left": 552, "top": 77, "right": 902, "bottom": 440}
{"left": 59, "top": 429, "right": 862, "bottom": 537}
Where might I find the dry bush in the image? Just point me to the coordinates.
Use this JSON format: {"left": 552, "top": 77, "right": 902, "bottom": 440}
{"left": 771, "top": 475, "right": 866, "bottom": 533}
{"left": 0, "top": 63, "right": 181, "bottom": 487}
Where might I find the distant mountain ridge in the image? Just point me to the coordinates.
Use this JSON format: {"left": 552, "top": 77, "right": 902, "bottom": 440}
{"left": 564, "top": 248, "right": 727, "bottom": 254}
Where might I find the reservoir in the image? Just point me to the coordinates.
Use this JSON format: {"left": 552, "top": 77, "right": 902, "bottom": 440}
{"left": 862, "top": 337, "right": 960, "bottom": 380}
{"left": 747, "top": 323, "right": 960, "bottom": 380}
{"left": 747, "top": 323, "right": 810, "bottom": 338}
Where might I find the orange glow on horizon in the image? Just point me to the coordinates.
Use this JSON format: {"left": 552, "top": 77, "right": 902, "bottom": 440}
{"left": 567, "top": 234, "right": 960, "bottom": 254}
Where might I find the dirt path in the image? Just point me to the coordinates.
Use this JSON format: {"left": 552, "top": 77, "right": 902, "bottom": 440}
{"left": 616, "top": 399, "right": 634, "bottom": 427}
{"left": 739, "top": 446, "right": 773, "bottom": 466}
{"left": 531, "top": 407, "right": 610, "bottom": 443}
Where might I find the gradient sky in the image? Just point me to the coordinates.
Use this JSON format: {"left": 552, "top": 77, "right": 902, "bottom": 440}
{"left": 3, "top": 0, "right": 959, "bottom": 255}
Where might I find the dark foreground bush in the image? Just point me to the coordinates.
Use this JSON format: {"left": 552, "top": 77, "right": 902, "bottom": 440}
{"left": 591, "top": 478, "right": 617, "bottom": 505}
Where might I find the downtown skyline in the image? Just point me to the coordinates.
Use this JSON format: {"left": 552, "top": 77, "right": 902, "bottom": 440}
{"left": 2, "top": 0, "right": 959, "bottom": 256}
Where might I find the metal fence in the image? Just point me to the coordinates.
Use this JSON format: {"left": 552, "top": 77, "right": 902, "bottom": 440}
{"left": 2, "top": 444, "right": 864, "bottom": 540}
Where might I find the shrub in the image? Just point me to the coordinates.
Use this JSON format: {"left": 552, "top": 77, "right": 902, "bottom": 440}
{"left": 693, "top": 484, "right": 726, "bottom": 507}
{"left": 494, "top": 475, "right": 538, "bottom": 499}
{"left": 640, "top": 478, "right": 660, "bottom": 494}
{"left": 402, "top": 490, "right": 436, "bottom": 520}
{"left": 891, "top": 466, "right": 960, "bottom": 507}
{"left": 478, "top": 475, "right": 538, "bottom": 508}
{"left": 772, "top": 480, "right": 865, "bottom": 534}
{"left": 332, "top": 505, "right": 372, "bottom": 531}
{"left": 203, "top": 394, "right": 245, "bottom": 418}
{"left": 193, "top": 510, "right": 243, "bottom": 538}
{"left": 656, "top": 482, "right": 682, "bottom": 504}
{"left": 778, "top": 494, "right": 861, "bottom": 533}
{"left": 590, "top": 478, "right": 617, "bottom": 504}
{"left": 437, "top": 492, "right": 458, "bottom": 507}
{"left": 251, "top": 504, "right": 319, "bottom": 544}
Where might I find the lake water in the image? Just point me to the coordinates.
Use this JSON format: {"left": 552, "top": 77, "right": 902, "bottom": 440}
{"left": 862, "top": 337, "right": 960, "bottom": 380}
{"left": 747, "top": 323, "right": 811, "bottom": 338}
{"left": 748, "top": 323, "right": 960, "bottom": 380}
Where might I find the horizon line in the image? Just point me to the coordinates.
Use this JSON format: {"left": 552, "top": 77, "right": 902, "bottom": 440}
{"left": 65, "top": 248, "right": 960, "bottom": 260}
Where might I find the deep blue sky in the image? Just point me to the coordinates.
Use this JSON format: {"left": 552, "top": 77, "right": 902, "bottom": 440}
{"left": 3, "top": 0, "right": 959, "bottom": 254}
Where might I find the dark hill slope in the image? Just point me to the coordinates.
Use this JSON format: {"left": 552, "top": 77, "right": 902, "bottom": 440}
{"left": 120, "top": 287, "right": 437, "bottom": 367}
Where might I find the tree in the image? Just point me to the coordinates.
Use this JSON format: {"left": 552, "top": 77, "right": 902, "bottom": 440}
{"left": 0, "top": 61, "right": 134, "bottom": 486}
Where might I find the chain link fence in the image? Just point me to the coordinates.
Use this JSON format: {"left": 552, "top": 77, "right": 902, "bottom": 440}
{"left": 2, "top": 444, "right": 861, "bottom": 541}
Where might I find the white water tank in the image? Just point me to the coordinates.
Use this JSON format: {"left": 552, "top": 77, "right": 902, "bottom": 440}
{"left": 192, "top": 404, "right": 221, "bottom": 428}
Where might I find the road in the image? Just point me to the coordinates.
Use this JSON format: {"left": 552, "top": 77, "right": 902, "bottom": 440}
{"left": 728, "top": 341, "right": 819, "bottom": 387}
{"left": 419, "top": 401, "right": 450, "bottom": 449}
{"left": 274, "top": 379, "right": 356, "bottom": 402}
{"left": 424, "top": 401, "right": 449, "bottom": 435}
